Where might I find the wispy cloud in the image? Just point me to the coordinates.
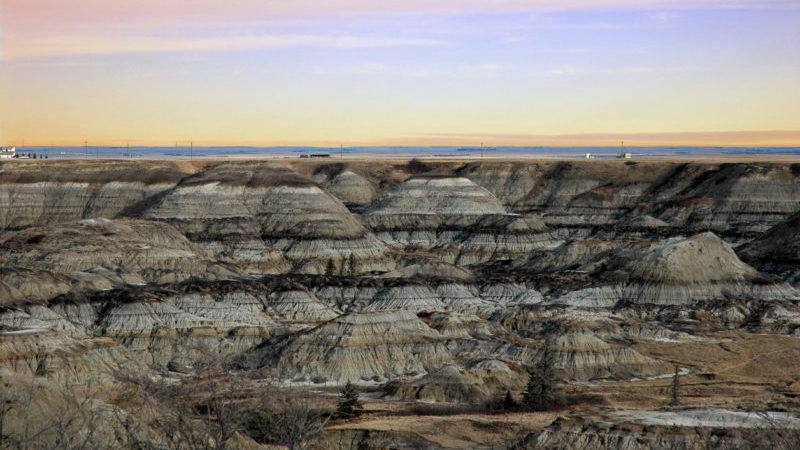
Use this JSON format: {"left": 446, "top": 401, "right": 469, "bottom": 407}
{"left": 530, "top": 65, "right": 704, "bottom": 77}
{"left": 2, "top": 33, "right": 445, "bottom": 60}
{"left": 313, "top": 61, "right": 506, "bottom": 78}
{"left": 4, "top": 0, "right": 794, "bottom": 59}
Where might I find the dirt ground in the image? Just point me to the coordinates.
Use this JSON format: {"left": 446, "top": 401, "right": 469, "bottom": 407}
{"left": 323, "top": 331, "right": 800, "bottom": 448}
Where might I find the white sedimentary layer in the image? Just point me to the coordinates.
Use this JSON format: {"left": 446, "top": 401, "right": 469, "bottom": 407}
{"left": 266, "top": 290, "right": 340, "bottom": 322}
{"left": 620, "top": 233, "right": 800, "bottom": 305}
{"left": 325, "top": 170, "right": 378, "bottom": 205}
{"left": 0, "top": 218, "right": 239, "bottom": 291}
{"left": 171, "top": 294, "right": 276, "bottom": 330}
{"left": 552, "top": 331, "right": 672, "bottom": 380}
{"left": 365, "top": 286, "right": 446, "bottom": 313}
{"left": 272, "top": 310, "right": 454, "bottom": 383}
{"left": 435, "top": 284, "right": 491, "bottom": 311}
{"left": 367, "top": 177, "right": 507, "bottom": 216}
{"left": 140, "top": 166, "right": 393, "bottom": 274}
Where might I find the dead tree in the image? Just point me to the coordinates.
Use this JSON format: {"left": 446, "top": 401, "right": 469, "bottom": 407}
{"left": 241, "top": 391, "right": 329, "bottom": 450}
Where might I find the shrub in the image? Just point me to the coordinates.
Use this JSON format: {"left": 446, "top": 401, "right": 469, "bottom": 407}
{"left": 333, "top": 381, "right": 363, "bottom": 420}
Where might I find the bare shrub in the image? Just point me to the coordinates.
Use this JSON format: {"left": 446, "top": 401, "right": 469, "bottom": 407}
{"left": 239, "top": 392, "right": 329, "bottom": 450}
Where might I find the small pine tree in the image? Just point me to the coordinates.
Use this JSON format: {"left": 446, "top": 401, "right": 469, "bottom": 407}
{"left": 347, "top": 253, "right": 356, "bottom": 275}
{"left": 523, "top": 335, "right": 563, "bottom": 411}
{"left": 325, "top": 258, "right": 336, "bottom": 276}
{"left": 334, "top": 381, "right": 363, "bottom": 420}
{"left": 669, "top": 365, "right": 680, "bottom": 406}
{"left": 503, "top": 390, "right": 517, "bottom": 410}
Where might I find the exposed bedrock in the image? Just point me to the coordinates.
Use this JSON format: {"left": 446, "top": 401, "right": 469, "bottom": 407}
{"left": 451, "top": 160, "right": 800, "bottom": 240}
{"left": 366, "top": 176, "right": 507, "bottom": 216}
{"left": 382, "top": 360, "right": 526, "bottom": 403}
{"left": 0, "top": 218, "right": 238, "bottom": 303}
{"left": 524, "top": 411, "right": 800, "bottom": 450}
{"left": 739, "top": 210, "right": 800, "bottom": 286}
{"left": 314, "top": 169, "right": 379, "bottom": 206}
{"left": 3, "top": 160, "right": 800, "bottom": 243}
{"left": 266, "top": 289, "right": 341, "bottom": 322}
{"left": 3, "top": 159, "right": 800, "bottom": 394}
{"left": 135, "top": 163, "right": 392, "bottom": 274}
{"left": 0, "top": 160, "right": 188, "bottom": 231}
{"left": 0, "top": 329, "right": 139, "bottom": 385}
{"left": 93, "top": 294, "right": 278, "bottom": 368}
{"left": 617, "top": 232, "right": 800, "bottom": 306}
{"left": 255, "top": 310, "right": 454, "bottom": 384}
{"left": 512, "top": 232, "right": 800, "bottom": 308}
{"left": 363, "top": 175, "right": 561, "bottom": 264}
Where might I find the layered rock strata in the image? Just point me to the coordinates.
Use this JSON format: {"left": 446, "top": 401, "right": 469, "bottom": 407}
{"left": 136, "top": 163, "right": 392, "bottom": 274}
{"left": 262, "top": 310, "right": 454, "bottom": 383}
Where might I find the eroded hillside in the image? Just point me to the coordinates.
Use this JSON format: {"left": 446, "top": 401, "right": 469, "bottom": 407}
{"left": 2, "top": 158, "right": 800, "bottom": 448}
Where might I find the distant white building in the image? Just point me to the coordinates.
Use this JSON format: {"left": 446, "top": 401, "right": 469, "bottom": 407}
{"left": 0, "top": 147, "right": 16, "bottom": 159}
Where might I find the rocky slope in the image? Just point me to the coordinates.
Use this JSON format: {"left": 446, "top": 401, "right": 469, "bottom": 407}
{"left": 256, "top": 310, "right": 454, "bottom": 384}
{"left": 3, "top": 158, "right": 800, "bottom": 448}
{"left": 135, "top": 163, "right": 393, "bottom": 274}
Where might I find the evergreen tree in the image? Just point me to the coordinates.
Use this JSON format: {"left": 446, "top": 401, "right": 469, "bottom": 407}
{"left": 503, "top": 389, "right": 517, "bottom": 410}
{"left": 334, "top": 381, "right": 363, "bottom": 419}
{"left": 669, "top": 365, "right": 680, "bottom": 406}
{"left": 523, "top": 335, "right": 563, "bottom": 410}
{"left": 347, "top": 253, "right": 356, "bottom": 275}
{"left": 325, "top": 258, "right": 336, "bottom": 276}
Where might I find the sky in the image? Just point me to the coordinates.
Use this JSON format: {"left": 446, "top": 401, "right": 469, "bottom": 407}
{"left": 1, "top": 0, "right": 799, "bottom": 147}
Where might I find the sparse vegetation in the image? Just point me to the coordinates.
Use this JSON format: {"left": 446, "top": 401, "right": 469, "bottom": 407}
{"left": 325, "top": 258, "right": 336, "bottom": 276}
{"left": 523, "top": 336, "right": 564, "bottom": 411}
{"left": 503, "top": 390, "right": 517, "bottom": 411}
{"left": 405, "top": 158, "right": 431, "bottom": 174}
{"left": 240, "top": 394, "right": 328, "bottom": 450}
{"left": 334, "top": 381, "right": 363, "bottom": 420}
{"left": 669, "top": 365, "right": 681, "bottom": 406}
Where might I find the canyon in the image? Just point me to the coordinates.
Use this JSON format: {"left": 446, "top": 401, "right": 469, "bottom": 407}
{"left": 2, "top": 157, "right": 800, "bottom": 448}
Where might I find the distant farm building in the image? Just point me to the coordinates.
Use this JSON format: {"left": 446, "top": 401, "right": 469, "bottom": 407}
{"left": 0, "top": 147, "right": 17, "bottom": 159}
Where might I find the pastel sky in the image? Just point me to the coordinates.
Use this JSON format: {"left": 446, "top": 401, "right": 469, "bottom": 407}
{"left": 1, "top": 0, "right": 799, "bottom": 146}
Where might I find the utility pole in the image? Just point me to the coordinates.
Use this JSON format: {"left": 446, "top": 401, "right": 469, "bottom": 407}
{"left": 127, "top": 143, "right": 130, "bottom": 159}
{"left": 481, "top": 142, "right": 484, "bottom": 160}
{"left": 190, "top": 141, "right": 193, "bottom": 160}
{"left": 84, "top": 141, "right": 88, "bottom": 159}
{"left": 340, "top": 143, "right": 343, "bottom": 159}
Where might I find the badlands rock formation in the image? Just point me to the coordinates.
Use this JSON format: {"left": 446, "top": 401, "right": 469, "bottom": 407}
{"left": 740, "top": 209, "right": 800, "bottom": 286}
{"left": 260, "top": 310, "right": 453, "bottom": 383}
{"left": 364, "top": 175, "right": 560, "bottom": 264}
{"left": 3, "top": 158, "right": 800, "bottom": 448}
{"left": 137, "top": 163, "right": 392, "bottom": 274}
{"left": 0, "top": 218, "right": 237, "bottom": 302}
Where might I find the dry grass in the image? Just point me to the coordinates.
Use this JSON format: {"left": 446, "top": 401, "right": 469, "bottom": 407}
{"left": 329, "top": 407, "right": 558, "bottom": 448}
